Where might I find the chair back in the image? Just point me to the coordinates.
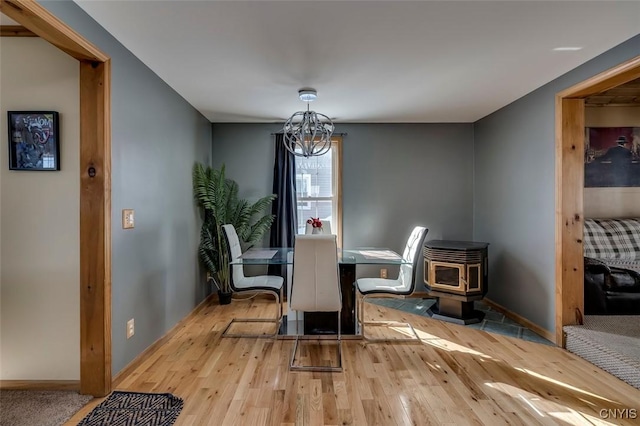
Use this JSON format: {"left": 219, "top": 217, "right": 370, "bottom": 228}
{"left": 397, "top": 226, "right": 429, "bottom": 292}
{"left": 290, "top": 234, "right": 341, "bottom": 312}
{"left": 222, "top": 224, "right": 245, "bottom": 288}
{"left": 305, "top": 220, "right": 332, "bottom": 235}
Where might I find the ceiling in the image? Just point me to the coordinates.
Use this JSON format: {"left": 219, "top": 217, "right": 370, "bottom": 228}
{"left": 24, "top": 2, "right": 640, "bottom": 122}
{"left": 586, "top": 77, "right": 640, "bottom": 107}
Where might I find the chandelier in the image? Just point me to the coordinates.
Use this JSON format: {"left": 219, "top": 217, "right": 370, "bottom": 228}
{"left": 283, "top": 88, "right": 335, "bottom": 158}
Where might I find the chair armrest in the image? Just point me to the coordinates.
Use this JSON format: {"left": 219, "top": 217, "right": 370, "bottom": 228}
{"left": 606, "top": 267, "right": 640, "bottom": 293}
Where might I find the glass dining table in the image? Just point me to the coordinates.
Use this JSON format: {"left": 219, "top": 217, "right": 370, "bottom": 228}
{"left": 231, "top": 247, "right": 411, "bottom": 337}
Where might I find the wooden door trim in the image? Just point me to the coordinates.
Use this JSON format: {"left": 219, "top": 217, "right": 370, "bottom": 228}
{"left": 1, "top": 0, "right": 112, "bottom": 396}
{"left": 554, "top": 98, "right": 585, "bottom": 346}
{"left": 558, "top": 56, "right": 640, "bottom": 99}
{"left": 79, "top": 60, "right": 112, "bottom": 396}
{"left": 0, "top": 25, "right": 36, "bottom": 37}
{"left": 0, "top": 0, "right": 107, "bottom": 61}
{"left": 555, "top": 55, "right": 640, "bottom": 346}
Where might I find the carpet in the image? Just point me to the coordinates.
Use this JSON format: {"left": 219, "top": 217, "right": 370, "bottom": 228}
{"left": 77, "top": 390, "right": 183, "bottom": 426}
{"left": 564, "top": 315, "right": 640, "bottom": 390}
{"left": 0, "top": 390, "right": 93, "bottom": 426}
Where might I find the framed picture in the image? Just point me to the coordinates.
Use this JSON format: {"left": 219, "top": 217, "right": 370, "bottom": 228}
{"left": 584, "top": 127, "right": 640, "bottom": 187}
{"left": 7, "top": 111, "right": 60, "bottom": 171}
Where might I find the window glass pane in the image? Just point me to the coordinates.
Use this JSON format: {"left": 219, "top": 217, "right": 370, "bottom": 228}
{"left": 295, "top": 142, "right": 338, "bottom": 237}
{"left": 295, "top": 150, "right": 333, "bottom": 197}
{"left": 296, "top": 173, "right": 311, "bottom": 197}
{"left": 468, "top": 265, "right": 481, "bottom": 290}
{"left": 434, "top": 265, "right": 461, "bottom": 287}
{"left": 297, "top": 199, "right": 333, "bottom": 234}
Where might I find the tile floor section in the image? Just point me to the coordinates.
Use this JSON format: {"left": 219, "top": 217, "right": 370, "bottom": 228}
{"left": 369, "top": 298, "right": 553, "bottom": 345}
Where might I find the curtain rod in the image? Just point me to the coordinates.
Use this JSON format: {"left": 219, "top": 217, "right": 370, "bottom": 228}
{"left": 270, "top": 132, "right": 348, "bottom": 136}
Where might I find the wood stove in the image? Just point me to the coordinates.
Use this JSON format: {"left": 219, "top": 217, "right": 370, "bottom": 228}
{"left": 423, "top": 240, "right": 489, "bottom": 324}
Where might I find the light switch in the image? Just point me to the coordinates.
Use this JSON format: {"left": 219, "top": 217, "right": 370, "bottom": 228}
{"left": 122, "top": 209, "right": 135, "bottom": 229}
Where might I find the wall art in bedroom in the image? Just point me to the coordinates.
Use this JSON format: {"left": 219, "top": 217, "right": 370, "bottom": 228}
{"left": 7, "top": 111, "right": 60, "bottom": 171}
{"left": 584, "top": 126, "right": 640, "bottom": 187}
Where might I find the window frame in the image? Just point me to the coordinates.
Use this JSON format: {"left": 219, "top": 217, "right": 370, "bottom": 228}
{"left": 295, "top": 136, "right": 342, "bottom": 247}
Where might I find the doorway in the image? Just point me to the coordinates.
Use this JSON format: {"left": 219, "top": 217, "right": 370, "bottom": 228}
{"left": 555, "top": 55, "right": 640, "bottom": 346}
{"left": 1, "top": 0, "right": 112, "bottom": 396}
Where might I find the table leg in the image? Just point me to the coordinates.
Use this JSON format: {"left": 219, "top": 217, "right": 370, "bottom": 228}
{"left": 303, "top": 263, "right": 356, "bottom": 335}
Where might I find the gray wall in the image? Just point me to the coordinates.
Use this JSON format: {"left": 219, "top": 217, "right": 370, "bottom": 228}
{"left": 212, "top": 123, "right": 475, "bottom": 290}
{"left": 474, "top": 34, "right": 640, "bottom": 334}
{"left": 42, "top": 1, "right": 212, "bottom": 375}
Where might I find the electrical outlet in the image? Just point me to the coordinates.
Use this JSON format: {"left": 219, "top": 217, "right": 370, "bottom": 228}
{"left": 380, "top": 268, "right": 388, "bottom": 279}
{"left": 122, "top": 209, "right": 135, "bottom": 229}
{"left": 126, "top": 318, "right": 135, "bottom": 339}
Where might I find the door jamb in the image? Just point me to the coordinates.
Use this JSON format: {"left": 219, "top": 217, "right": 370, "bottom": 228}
{"left": 0, "top": 0, "right": 112, "bottom": 396}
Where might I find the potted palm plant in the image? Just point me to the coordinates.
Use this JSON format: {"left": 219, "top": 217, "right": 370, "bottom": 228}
{"left": 193, "top": 163, "right": 276, "bottom": 304}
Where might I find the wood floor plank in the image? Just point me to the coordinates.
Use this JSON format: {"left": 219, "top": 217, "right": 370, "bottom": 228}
{"left": 266, "top": 389, "right": 285, "bottom": 426}
{"left": 64, "top": 299, "right": 640, "bottom": 425}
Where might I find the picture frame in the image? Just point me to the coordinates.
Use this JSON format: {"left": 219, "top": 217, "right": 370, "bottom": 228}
{"left": 7, "top": 111, "right": 60, "bottom": 171}
{"left": 584, "top": 126, "right": 640, "bottom": 187}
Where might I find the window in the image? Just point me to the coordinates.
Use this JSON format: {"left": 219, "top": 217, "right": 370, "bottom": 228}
{"left": 295, "top": 137, "right": 342, "bottom": 246}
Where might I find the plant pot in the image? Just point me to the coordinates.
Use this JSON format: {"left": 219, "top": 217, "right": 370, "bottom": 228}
{"left": 218, "top": 290, "right": 232, "bottom": 305}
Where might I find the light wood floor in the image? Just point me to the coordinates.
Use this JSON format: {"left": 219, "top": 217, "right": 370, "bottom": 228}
{"left": 66, "top": 298, "right": 640, "bottom": 425}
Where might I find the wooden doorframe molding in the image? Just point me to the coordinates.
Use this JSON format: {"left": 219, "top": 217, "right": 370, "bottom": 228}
{"left": 555, "top": 55, "right": 640, "bottom": 346}
{"left": 0, "top": 0, "right": 112, "bottom": 396}
{"left": 0, "top": 25, "right": 36, "bottom": 37}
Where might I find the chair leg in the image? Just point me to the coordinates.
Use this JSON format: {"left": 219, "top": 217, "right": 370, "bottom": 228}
{"left": 290, "top": 311, "right": 342, "bottom": 372}
{"left": 357, "top": 292, "right": 421, "bottom": 343}
{"left": 222, "top": 289, "right": 283, "bottom": 338}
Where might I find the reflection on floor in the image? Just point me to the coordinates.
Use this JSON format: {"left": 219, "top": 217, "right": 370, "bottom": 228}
{"left": 369, "top": 298, "right": 553, "bottom": 345}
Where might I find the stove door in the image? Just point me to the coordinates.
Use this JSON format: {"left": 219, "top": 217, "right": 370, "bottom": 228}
{"left": 429, "top": 261, "right": 466, "bottom": 294}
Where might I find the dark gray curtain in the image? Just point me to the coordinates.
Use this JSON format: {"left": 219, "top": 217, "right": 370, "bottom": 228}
{"left": 268, "top": 134, "right": 297, "bottom": 285}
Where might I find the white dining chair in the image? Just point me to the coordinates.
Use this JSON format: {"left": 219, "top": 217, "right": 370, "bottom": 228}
{"left": 356, "top": 226, "right": 428, "bottom": 342}
{"left": 292, "top": 220, "right": 334, "bottom": 324}
{"left": 221, "top": 224, "right": 284, "bottom": 338}
{"left": 289, "top": 234, "right": 342, "bottom": 372}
